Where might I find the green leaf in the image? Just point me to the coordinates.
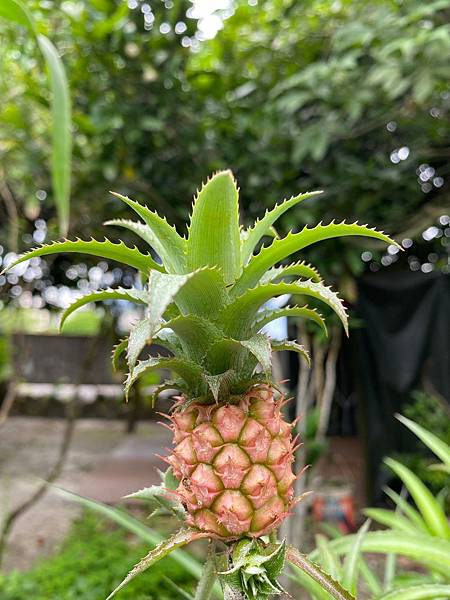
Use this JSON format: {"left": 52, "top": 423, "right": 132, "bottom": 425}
{"left": 150, "top": 269, "right": 228, "bottom": 321}
{"left": 385, "top": 457, "right": 450, "bottom": 539}
{"left": 271, "top": 339, "right": 311, "bottom": 366}
{"left": 287, "top": 546, "right": 355, "bottom": 600}
{"left": 105, "top": 528, "right": 208, "bottom": 600}
{"left": 234, "top": 222, "right": 401, "bottom": 295}
{"left": 127, "top": 318, "right": 152, "bottom": 370}
{"left": 0, "top": 2, "right": 71, "bottom": 236}
{"left": 260, "top": 261, "right": 323, "bottom": 284}
{"left": 127, "top": 313, "right": 220, "bottom": 373}
{"left": 222, "top": 281, "right": 348, "bottom": 338}
{"left": 315, "top": 534, "right": 341, "bottom": 581}
{"left": 341, "top": 519, "right": 370, "bottom": 595}
{"left": 194, "top": 544, "right": 216, "bottom": 600}
{"left": 38, "top": 35, "right": 71, "bottom": 236}
{"left": 104, "top": 218, "right": 161, "bottom": 248}
{"left": 382, "top": 487, "right": 430, "bottom": 534}
{"left": 124, "top": 356, "right": 203, "bottom": 400}
{"left": 2, "top": 239, "right": 163, "bottom": 276}
{"left": 124, "top": 483, "right": 185, "bottom": 519}
{"left": 396, "top": 414, "right": 450, "bottom": 469}
{"left": 363, "top": 508, "right": 419, "bottom": 535}
{"left": 241, "top": 334, "right": 272, "bottom": 375}
{"left": 253, "top": 305, "right": 327, "bottom": 336}
{"left": 205, "top": 335, "right": 271, "bottom": 379}
{"left": 313, "top": 531, "right": 450, "bottom": 576}
{"left": 153, "top": 329, "right": 183, "bottom": 355}
{"left": 242, "top": 191, "right": 322, "bottom": 264}
{"left": 163, "top": 577, "right": 195, "bottom": 600}
{"left": 111, "top": 192, "right": 186, "bottom": 272}
{"left": 60, "top": 288, "right": 147, "bottom": 331}
{"left": 204, "top": 369, "right": 237, "bottom": 402}
{"left": 375, "top": 584, "right": 450, "bottom": 600}
{"left": 0, "top": 0, "right": 34, "bottom": 32}
{"left": 383, "top": 552, "right": 396, "bottom": 594}
{"left": 264, "top": 541, "right": 287, "bottom": 580}
{"left": 187, "top": 171, "right": 241, "bottom": 284}
{"left": 54, "top": 487, "right": 204, "bottom": 581}
{"left": 112, "top": 338, "right": 128, "bottom": 371}
{"left": 164, "top": 315, "right": 222, "bottom": 363}
{"left": 288, "top": 568, "right": 334, "bottom": 600}
{"left": 359, "top": 558, "right": 382, "bottom": 596}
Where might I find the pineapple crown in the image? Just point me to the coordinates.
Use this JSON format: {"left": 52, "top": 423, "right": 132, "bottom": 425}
{"left": 4, "top": 170, "right": 399, "bottom": 402}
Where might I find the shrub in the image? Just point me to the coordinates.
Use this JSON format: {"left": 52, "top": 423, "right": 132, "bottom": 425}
{"left": 0, "top": 512, "right": 195, "bottom": 600}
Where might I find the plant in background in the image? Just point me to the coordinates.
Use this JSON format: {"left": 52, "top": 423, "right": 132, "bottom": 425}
{"left": 0, "top": 0, "right": 71, "bottom": 236}
{"left": 3, "top": 171, "right": 398, "bottom": 599}
{"left": 291, "top": 415, "right": 450, "bottom": 599}
{"left": 396, "top": 391, "right": 450, "bottom": 509}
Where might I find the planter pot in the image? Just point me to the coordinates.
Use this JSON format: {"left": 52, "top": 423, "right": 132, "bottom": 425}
{"left": 312, "top": 484, "right": 356, "bottom": 534}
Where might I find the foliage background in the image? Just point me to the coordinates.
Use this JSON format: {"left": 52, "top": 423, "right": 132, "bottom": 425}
{"left": 1, "top": 0, "right": 449, "bottom": 305}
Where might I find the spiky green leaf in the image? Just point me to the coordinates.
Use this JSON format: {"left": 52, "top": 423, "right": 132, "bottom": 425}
{"left": 104, "top": 218, "right": 159, "bottom": 248}
{"left": 205, "top": 335, "right": 271, "bottom": 379}
{"left": 124, "top": 483, "right": 185, "bottom": 519}
{"left": 204, "top": 369, "right": 237, "bottom": 402}
{"left": 241, "top": 334, "right": 272, "bottom": 375}
{"left": 287, "top": 547, "right": 355, "bottom": 600}
{"left": 253, "top": 305, "right": 327, "bottom": 336}
{"left": 125, "top": 356, "right": 203, "bottom": 400}
{"left": 384, "top": 457, "right": 450, "bottom": 539}
{"left": 60, "top": 288, "right": 147, "bottom": 331}
{"left": 222, "top": 281, "right": 348, "bottom": 338}
{"left": 187, "top": 171, "right": 241, "bottom": 284}
{"left": 234, "top": 222, "right": 401, "bottom": 295}
{"left": 164, "top": 314, "right": 222, "bottom": 363}
{"left": 106, "top": 528, "right": 208, "bottom": 600}
{"left": 2, "top": 239, "right": 163, "bottom": 276}
{"left": 54, "top": 487, "right": 205, "bottom": 582}
{"left": 264, "top": 541, "right": 287, "bottom": 580}
{"left": 112, "top": 337, "right": 128, "bottom": 371}
{"left": 271, "top": 340, "right": 311, "bottom": 366}
{"left": 242, "top": 191, "right": 322, "bottom": 264}
{"left": 111, "top": 192, "right": 186, "bottom": 272}
{"left": 260, "top": 261, "right": 323, "bottom": 284}
{"left": 127, "top": 318, "right": 152, "bottom": 370}
{"left": 149, "top": 269, "right": 228, "bottom": 322}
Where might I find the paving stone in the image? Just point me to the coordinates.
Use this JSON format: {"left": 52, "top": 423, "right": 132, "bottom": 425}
{"left": 0, "top": 417, "right": 170, "bottom": 573}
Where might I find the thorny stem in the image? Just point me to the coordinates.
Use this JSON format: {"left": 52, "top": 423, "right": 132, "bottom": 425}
{"left": 194, "top": 541, "right": 217, "bottom": 600}
{"left": 286, "top": 546, "right": 353, "bottom": 600}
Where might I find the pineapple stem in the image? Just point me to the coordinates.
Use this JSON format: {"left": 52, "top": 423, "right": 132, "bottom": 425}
{"left": 194, "top": 542, "right": 217, "bottom": 600}
{"left": 224, "top": 589, "right": 246, "bottom": 600}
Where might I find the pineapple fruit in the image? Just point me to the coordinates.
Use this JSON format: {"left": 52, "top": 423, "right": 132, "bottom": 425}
{"left": 5, "top": 170, "right": 399, "bottom": 597}
{"left": 167, "top": 384, "right": 298, "bottom": 539}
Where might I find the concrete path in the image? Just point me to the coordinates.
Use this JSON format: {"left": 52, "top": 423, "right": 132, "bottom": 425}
{"left": 0, "top": 417, "right": 171, "bottom": 573}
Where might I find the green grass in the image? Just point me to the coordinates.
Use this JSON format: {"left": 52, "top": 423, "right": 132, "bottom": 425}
{"left": 0, "top": 512, "right": 196, "bottom": 600}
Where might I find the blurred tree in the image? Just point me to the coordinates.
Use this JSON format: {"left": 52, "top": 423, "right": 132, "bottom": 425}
{"left": 1, "top": 0, "right": 448, "bottom": 288}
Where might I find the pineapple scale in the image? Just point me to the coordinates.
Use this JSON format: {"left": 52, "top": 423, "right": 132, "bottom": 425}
{"left": 165, "top": 385, "right": 298, "bottom": 540}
